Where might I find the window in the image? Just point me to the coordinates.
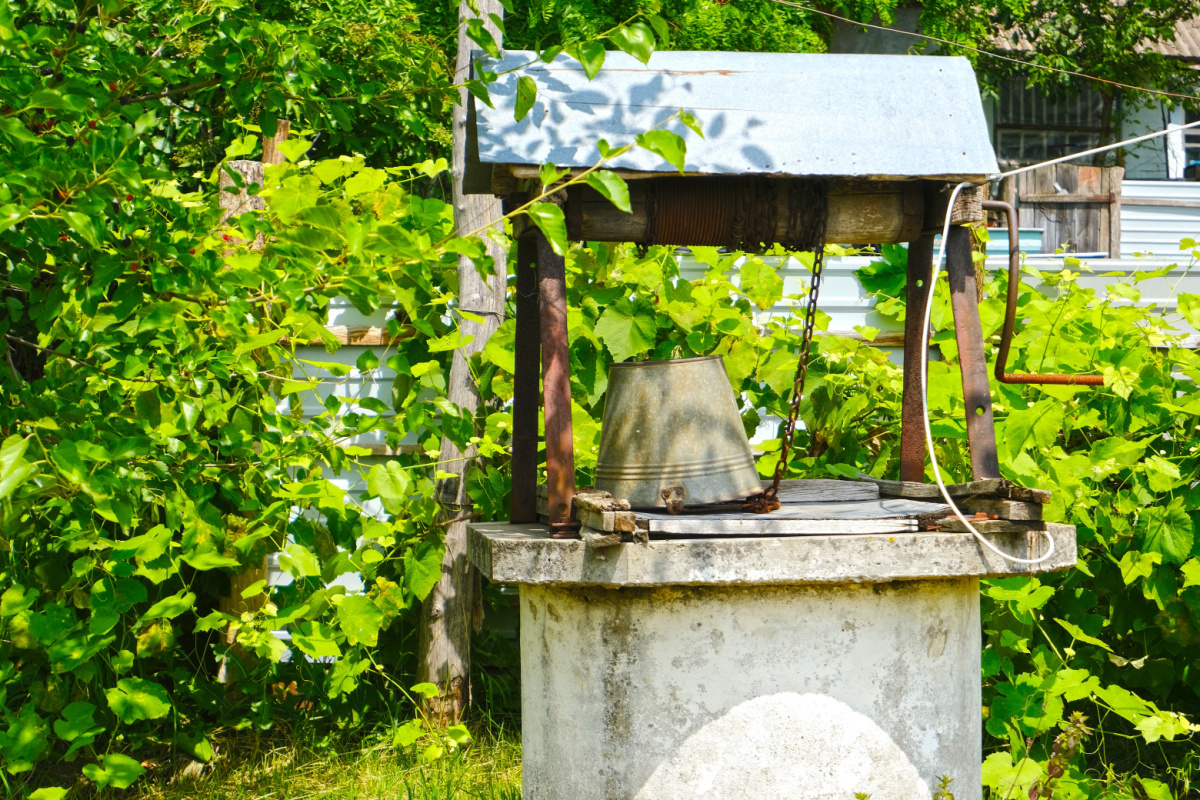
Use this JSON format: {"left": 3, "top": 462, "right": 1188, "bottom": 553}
{"left": 1184, "top": 109, "right": 1200, "bottom": 168}
{"left": 994, "top": 82, "right": 1107, "bottom": 169}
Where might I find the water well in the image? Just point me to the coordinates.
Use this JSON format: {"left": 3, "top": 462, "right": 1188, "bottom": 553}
{"left": 463, "top": 50, "right": 1078, "bottom": 800}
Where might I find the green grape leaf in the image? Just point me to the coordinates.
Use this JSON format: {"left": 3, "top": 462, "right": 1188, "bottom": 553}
{"left": 368, "top": 462, "right": 412, "bottom": 515}
{"left": 1137, "top": 501, "right": 1194, "bottom": 565}
{"left": 279, "top": 543, "right": 322, "bottom": 579}
{"left": 739, "top": 258, "right": 784, "bottom": 310}
{"left": 573, "top": 40, "right": 606, "bottom": 80}
{"left": 275, "top": 137, "right": 313, "bottom": 162}
{"left": 105, "top": 678, "right": 171, "bottom": 723}
{"left": 585, "top": 170, "right": 631, "bottom": 213}
{"left": 515, "top": 76, "right": 537, "bottom": 122}
{"left": 1178, "top": 293, "right": 1200, "bottom": 328}
{"left": 292, "top": 622, "right": 343, "bottom": 659}
{"left": 182, "top": 549, "right": 240, "bottom": 570}
{"left": 635, "top": 130, "right": 687, "bottom": 173}
{"left": 1004, "top": 399, "right": 1063, "bottom": 459}
{"left": 595, "top": 297, "right": 657, "bottom": 362}
{"left": 1181, "top": 558, "right": 1200, "bottom": 588}
{"left": 609, "top": 22, "right": 655, "bottom": 64}
{"left": 335, "top": 595, "right": 384, "bottom": 647}
{"left": 1054, "top": 618, "right": 1113, "bottom": 652}
{"left": 680, "top": 110, "right": 704, "bottom": 138}
{"left": 403, "top": 541, "right": 444, "bottom": 601}
{"left": 526, "top": 203, "right": 568, "bottom": 255}
{"left": 138, "top": 590, "right": 195, "bottom": 622}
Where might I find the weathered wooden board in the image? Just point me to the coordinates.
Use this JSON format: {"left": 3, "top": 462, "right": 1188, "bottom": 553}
{"left": 938, "top": 517, "right": 1045, "bottom": 534}
{"left": 959, "top": 498, "right": 1043, "bottom": 521}
{"left": 640, "top": 497, "right": 950, "bottom": 536}
{"left": 536, "top": 480, "right": 880, "bottom": 531}
{"left": 857, "top": 473, "right": 1052, "bottom": 504}
{"left": 773, "top": 479, "right": 879, "bottom": 503}
{"left": 581, "top": 527, "right": 624, "bottom": 548}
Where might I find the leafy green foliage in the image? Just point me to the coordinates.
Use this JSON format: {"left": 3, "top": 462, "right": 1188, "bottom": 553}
{"left": 0, "top": 0, "right": 517, "bottom": 785}
{"left": 854, "top": 241, "right": 1200, "bottom": 795}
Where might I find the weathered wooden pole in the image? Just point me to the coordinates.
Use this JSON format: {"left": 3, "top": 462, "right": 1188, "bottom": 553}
{"left": 899, "top": 233, "right": 934, "bottom": 483}
{"left": 534, "top": 225, "right": 576, "bottom": 535}
{"left": 216, "top": 120, "right": 290, "bottom": 683}
{"left": 416, "top": 0, "right": 508, "bottom": 723}
{"left": 509, "top": 225, "right": 541, "bottom": 524}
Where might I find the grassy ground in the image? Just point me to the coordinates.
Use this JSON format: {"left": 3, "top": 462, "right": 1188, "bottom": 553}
{"left": 130, "top": 721, "right": 522, "bottom": 800}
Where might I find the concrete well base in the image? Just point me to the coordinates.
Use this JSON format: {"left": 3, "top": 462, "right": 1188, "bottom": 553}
{"left": 468, "top": 522, "right": 1077, "bottom": 800}
{"left": 521, "top": 579, "right": 978, "bottom": 800}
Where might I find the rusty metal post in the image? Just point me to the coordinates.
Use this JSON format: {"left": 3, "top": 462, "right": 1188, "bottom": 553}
{"left": 535, "top": 230, "right": 578, "bottom": 536}
{"left": 900, "top": 233, "right": 935, "bottom": 483}
{"left": 983, "top": 199, "right": 1104, "bottom": 387}
{"left": 945, "top": 225, "right": 1001, "bottom": 480}
{"left": 510, "top": 231, "right": 541, "bottom": 523}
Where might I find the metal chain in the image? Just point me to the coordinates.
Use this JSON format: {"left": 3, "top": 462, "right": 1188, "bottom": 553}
{"left": 768, "top": 244, "right": 825, "bottom": 498}
{"left": 745, "top": 186, "right": 828, "bottom": 514}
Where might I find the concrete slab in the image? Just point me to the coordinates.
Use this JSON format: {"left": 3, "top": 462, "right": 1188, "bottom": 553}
{"left": 468, "top": 521, "right": 1077, "bottom": 587}
{"left": 520, "top": 578, "right": 984, "bottom": 799}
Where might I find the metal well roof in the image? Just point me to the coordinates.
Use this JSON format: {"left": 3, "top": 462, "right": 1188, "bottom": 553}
{"left": 470, "top": 51, "right": 999, "bottom": 181}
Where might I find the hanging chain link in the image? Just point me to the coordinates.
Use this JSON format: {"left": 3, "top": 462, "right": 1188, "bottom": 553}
{"left": 745, "top": 189, "right": 828, "bottom": 514}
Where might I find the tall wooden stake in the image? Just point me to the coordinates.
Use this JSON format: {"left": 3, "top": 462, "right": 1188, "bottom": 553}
{"left": 217, "top": 121, "right": 290, "bottom": 684}
{"left": 900, "top": 233, "right": 934, "bottom": 483}
{"left": 417, "top": 0, "right": 507, "bottom": 723}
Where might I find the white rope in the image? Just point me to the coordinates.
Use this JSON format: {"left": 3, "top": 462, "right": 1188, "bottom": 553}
{"left": 923, "top": 182, "right": 1055, "bottom": 565}
{"left": 923, "top": 115, "right": 1200, "bottom": 565}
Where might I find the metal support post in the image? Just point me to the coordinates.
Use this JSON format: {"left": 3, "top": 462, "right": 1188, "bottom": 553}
{"left": 510, "top": 232, "right": 541, "bottom": 523}
{"left": 534, "top": 230, "right": 578, "bottom": 536}
{"left": 945, "top": 225, "right": 1001, "bottom": 480}
{"left": 900, "top": 233, "right": 934, "bottom": 483}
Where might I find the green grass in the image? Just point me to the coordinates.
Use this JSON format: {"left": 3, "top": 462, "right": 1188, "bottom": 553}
{"left": 130, "top": 721, "right": 522, "bottom": 800}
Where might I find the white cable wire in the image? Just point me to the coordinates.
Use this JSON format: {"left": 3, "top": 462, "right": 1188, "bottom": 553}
{"left": 924, "top": 181, "right": 1056, "bottom": 565}
{"left": 920, "top": 113, "right": 1200, "bottom": 565}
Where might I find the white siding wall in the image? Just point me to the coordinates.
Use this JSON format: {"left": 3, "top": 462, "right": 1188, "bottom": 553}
{"left": 1121, "top": 180, "right": 1200, "bottom": 257}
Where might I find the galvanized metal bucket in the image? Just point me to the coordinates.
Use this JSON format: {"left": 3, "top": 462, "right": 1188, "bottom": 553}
{"left": 594, "top": 355, "right": 762, "bottom": 508}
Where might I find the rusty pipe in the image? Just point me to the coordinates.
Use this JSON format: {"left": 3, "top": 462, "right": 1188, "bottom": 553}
{"left": 983, "top": 199, "right": 1104, "bottom": 386}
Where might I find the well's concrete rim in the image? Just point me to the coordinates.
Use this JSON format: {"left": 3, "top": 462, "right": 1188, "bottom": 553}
{"left": 467, "top": 522, "right": 1077, "bottom": 588}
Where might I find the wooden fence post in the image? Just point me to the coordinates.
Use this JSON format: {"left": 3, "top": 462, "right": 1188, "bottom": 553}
{"left": 216, "top": 122, "right": 290, "bottom": 684}
{"left": 416, "top": 0, "right": 508, "bottom": 723}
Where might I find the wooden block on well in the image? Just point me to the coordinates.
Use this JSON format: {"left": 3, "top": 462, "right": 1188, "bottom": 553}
{"left": 959, "top": 498, "right": 1042, "bottom": 521}
{"left": 938, "top": 517, "right": 1044, "bottom": 534}
{"left": 536, "top": 485, "right": 639, "bottom": 532}
{"left": 857, "top": 473, "right": 1051, "bottom": 505}
{"left": 581, "top": 527, "right": 624, "bottom": 549}
{"left": 772, "top": 479, "right": 879, "bottom": 503}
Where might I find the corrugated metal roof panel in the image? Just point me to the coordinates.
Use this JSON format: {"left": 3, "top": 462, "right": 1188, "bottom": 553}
{"left": 472, "top": 51, "right": 999, "bottom": 180}
{"left": 994, "top": 18, "right": 1200, "bottom": 60}
{"left": 1155, "top": 18, "right": 1200, "bottom": 60}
